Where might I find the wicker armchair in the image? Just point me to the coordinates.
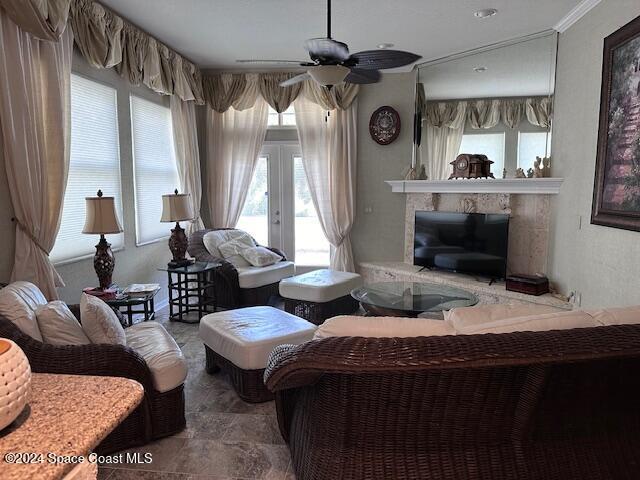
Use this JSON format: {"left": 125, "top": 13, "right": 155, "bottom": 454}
{"left": 0, "top": 306, "right": 185, "bottom": 454}
{"left": 265, "top": 325, "right": 640, "bottom": 480}
{"left": 188, "top": 228, "right": 290, "bottom": 309}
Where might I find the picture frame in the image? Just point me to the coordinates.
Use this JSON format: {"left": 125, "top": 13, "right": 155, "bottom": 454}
{"left": 591, "top": 14, "right": 640, "bottom": 231}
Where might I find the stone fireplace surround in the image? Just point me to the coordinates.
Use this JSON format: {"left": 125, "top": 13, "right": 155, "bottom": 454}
{"left": 356, "top": 188, "right": 572, "bottom": 309}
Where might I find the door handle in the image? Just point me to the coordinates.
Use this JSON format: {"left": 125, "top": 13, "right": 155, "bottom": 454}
{"left": 273, "top": 219, "right": 281, "bottom": 225}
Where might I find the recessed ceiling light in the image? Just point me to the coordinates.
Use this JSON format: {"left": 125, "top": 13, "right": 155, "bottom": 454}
{"left": 474, "top": 66, "right": 488, "bottom": 73}
{"left": 474, "top": 8, "right": 498, "bottom": 19}
{"left": 377, "top": 43, "right": 394, "bottom": 49}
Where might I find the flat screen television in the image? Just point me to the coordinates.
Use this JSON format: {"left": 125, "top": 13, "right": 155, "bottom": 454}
{"left": 414, "top": 211, "right": 510, "bottom": 279}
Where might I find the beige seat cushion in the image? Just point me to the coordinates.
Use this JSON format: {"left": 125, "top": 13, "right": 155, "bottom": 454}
{"left": 314, "top": 315, "right": 456, "bottom": 339}
{"left": 587, "top": 306, "right": 640, "bottom": 326}
{"left": 445, "top": 303, "right": 566, "bottom": 333}
{"left": 80, "top": 293, "right": 126, "bottom": 345}
{"left": 457, "top": 310, "right": 598, "bottom": 335}
{"left": 199, "top": 306, "right": 316, "bottom": 370}
{"left": 125, "top": 322, "right": 188, "bottom": 393}
{"left": 0, "top": 281, "right": 46, "bottom": 341}
{"left": 236, "top": 261, "right": 295, "bottom": 289}
{"left": 36, "top": 301, "right": 91, "bottom": 345}
{"left": 279, "top": 269, "right": 363, "bottom": 303}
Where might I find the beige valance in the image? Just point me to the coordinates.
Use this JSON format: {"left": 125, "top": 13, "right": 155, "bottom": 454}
{"left": 203, "top": 73, "right": 359, "bottom": 113}
{"left": 424, "top": 96, "right": 553, "bottom": 130}
{"left": 0, "top": 0, "right": 358, "bottom": 107}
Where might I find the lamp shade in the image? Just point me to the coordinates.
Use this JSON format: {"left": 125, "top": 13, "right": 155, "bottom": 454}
{"left": 82, "top": 194, "right": 123, "bottom": 234}
{"left": 161, "top": 191, "right": 194, "bottom": 223}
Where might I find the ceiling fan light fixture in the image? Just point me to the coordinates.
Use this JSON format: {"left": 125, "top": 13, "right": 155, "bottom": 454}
{"left": 377, "top": 43, "right": 394, "bottom": 49}
{"left": 307, "top": 65, "right": 350, "bottom": 87}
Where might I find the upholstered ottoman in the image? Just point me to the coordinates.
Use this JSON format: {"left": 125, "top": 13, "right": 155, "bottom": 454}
{"left": 279, "top": 269, "right": 362, "bottom": 324}
{"left": 199, "top": 307, "right": 316, "bottom": 402}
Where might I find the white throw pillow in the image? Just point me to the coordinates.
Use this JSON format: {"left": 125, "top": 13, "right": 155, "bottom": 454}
{"left": 36, "top": 301, "right": 91, "bottom": 345}
{"left": 206, "top": 231, "right": 255, "bottom": 267}
{"left": 314, "top": 315, "right": 456, "bottom": 339}
{"left": 240, "top": 246, "right": 282, "bottom": 267}
{"left": 80, "top": 293, "right": 126, "bottom": 345}
{"left": 456, "top": 310, "right": 598, "bottom": 335}
{"left": 445, "top": 303, "right": 565, "bottom": 333}
{"left": 0, "top": 281, "right": 46, "bottom": 341}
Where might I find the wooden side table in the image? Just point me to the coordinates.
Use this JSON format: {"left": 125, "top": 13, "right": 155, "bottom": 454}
{"left": 159, "top": 262, "right": 219, "bottom": 323}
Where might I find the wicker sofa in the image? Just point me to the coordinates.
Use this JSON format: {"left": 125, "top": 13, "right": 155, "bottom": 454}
{"left": 265, "top": 324, "right": 640, "bottom": 480}
{"left": 188, "top": 228, "right": 292, "bottom": 309}
{"left": 0, "top": 304, "right": 185, "bottom": 454}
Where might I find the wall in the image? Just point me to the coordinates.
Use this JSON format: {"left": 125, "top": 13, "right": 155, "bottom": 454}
{"left": 549, "top": 0, "right": 640, "bottom": 308}
{"left": 0, "top": 50, "right": 172, "bottom": 305}
{"left": 351, "top": 72, "right": 416, "bottom": 264}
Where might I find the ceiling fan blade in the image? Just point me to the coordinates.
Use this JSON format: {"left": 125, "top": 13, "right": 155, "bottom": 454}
{"left": 349, "top": 50, "right": 422, "bottom": 70}
{"left": 304, "top": 37, "right": 350, "bottom": 62}
{"left": 280, "top": 73, "right": 311, "bottom": 87}
{"left": 345, "top": 68, "right": 381, "bottom": 84}
{"left": 236, "top": 59, "right": 307, "bottom": 65}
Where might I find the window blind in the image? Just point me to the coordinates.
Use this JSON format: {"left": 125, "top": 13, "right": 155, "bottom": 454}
{"left": 130, "top": 96, "right": 181, "bottom": 245}
{"left": 51, "top": 74, "right": 123, "bottom": 263}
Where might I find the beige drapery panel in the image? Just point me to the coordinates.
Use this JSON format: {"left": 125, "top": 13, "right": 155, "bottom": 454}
{"left": 423, "top": 96, "right": 553, "bottom": 129}
{"left": 205, "top": 75, "right": 269, "bottom": 228}
{"left": 0, "top": 11, "right": 73, "bottom": 299}
{"left": 203, "top": 73, "right": 359, "bottom": 113}
{"left": 294, "top": 92, "right": 358, "bottom": 272}
{"left": 171, "top": 96, "right": 205, "bottom": 235}
{"left": 423, "top": 102, "right": 468, "bottom": 181}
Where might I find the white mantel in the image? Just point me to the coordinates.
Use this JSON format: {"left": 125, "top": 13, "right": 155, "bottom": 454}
{"left": 386, "top": 178, "right": 564, "bottom": 195}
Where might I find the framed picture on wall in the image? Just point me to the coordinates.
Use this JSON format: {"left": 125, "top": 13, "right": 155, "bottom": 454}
{"left": 592, "top": 14, "right": 640, "bottom": 231}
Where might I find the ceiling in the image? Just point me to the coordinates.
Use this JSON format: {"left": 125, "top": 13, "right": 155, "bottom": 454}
{"left": 99, "top": 0, "right": 582, "bottom": 71}
{"left": 419, "top": 34, "right": 557, "bottom": 100}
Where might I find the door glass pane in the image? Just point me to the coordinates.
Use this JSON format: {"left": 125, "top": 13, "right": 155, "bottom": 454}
{"left": 267, "top": 107, "right": 279, "bottom": 126}
{"left": 459, "top": 133, "right": 505, "bottom": 174}
{"left": 518, "top": 131, "right": 552, "bottom": 172}
{"left": 237, "top": 156, "right": 269, "bottom": 245}
{"left": 294, "top": 156, "right": 330, "bottom": 266}
{"left": 281, "top": 105, "right": 296, "bottom": 126}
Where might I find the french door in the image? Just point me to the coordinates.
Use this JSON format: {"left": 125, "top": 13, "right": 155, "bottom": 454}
{"left": 237, "top": 143, "right": 330, "bottom": 270}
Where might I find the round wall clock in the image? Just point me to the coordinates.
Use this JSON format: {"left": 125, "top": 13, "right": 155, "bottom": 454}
{"left": 369, "top": 106, "right": 401, "bottom": 145}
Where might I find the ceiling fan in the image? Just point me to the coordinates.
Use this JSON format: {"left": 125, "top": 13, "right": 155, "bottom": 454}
{"left": 236, "top": 0, "right": 422, "bottom": 89}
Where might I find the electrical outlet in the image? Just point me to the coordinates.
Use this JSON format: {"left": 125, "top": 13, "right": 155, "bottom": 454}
{"left": 364, "top": 206, "right": 373, "bottom": 214}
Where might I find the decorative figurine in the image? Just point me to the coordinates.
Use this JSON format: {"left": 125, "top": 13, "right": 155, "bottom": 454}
{"left": 502, "top": 168, "right": 507, "bottom": 179}
{"left": 515, "top": 168, "right": 527, "bottom": 178}
{"left": 542, "top": 156, "right": 552, "bottom": 177}
{"left": 417, "top": 165, "right": 428, "bottom": 180}
{"left": 533, "top": 157, "right": 544, "bottom": 178}
{"left": 403, "top": 165, "right": 417, "bottom": 180}
{"left": 527, "top": 168, "right": 535, "bottom": 178}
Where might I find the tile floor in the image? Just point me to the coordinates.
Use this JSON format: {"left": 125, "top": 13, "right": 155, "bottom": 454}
{"left": 99, "top": 307, "right": 295, "bottom": 480}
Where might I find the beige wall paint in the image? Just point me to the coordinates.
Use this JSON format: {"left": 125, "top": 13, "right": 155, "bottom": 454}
{"left": 0, "top": 50, "right": 173, "bottom": 305}
{"left": 549, "top": 0, "right": 640, "bottom": 308}
{"left": 351, "top": 72, "right": 416, "bottom": 264}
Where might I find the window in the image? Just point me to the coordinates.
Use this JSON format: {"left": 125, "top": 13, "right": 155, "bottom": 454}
{"left": 294, "top": 156, "right": 330, "bottom": 266}
{"left": 518, "top": 131, "right": 552, "bottom": 172}
{"left": 459, "top": 133, "right": 505, "bottom": 174}
{"left": 130, "top": 96, "right": 180, "bottom": 245}
{"left": 237, "top": 156, "right": 269, "bottom": 246}
{"left": 267, "top": 105, "right": 296, "bottom": 127}
{"left": 51, "top": 75, "right": 123, "bottom": 263}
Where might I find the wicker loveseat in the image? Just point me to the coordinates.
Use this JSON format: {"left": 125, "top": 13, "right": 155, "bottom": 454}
{"left": 188, "top": 228, "right": 292, "bottom": 309}
{"left": 0, "top": 306, "right": 185, "bottom": 454}
{"left": 265, "top": 325, "right": 640, "bottom": 480}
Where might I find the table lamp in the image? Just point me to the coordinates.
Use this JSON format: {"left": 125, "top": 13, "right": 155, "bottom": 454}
{"left": 161, "top": 189, "right": 194, "bottom": 268}
{"left": 83, "top": 190, "right": 123, "bottom": 290}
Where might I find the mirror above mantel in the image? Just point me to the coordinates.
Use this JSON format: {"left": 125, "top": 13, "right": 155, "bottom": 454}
{"left": 413, "top": 32, "right": 558, "bottom": 181}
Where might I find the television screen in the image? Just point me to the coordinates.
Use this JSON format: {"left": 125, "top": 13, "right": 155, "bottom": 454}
{"left": 414, "top": 211, "right": 510, "bottom": 279}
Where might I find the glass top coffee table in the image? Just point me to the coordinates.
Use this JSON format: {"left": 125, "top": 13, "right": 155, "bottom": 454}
{"left": 351, "top": 281, "right": 478, "bottom": 317}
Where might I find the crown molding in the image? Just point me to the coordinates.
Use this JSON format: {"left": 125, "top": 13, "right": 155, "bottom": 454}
{"left": 554, "top": 0, "right": 601, "bottom": 33}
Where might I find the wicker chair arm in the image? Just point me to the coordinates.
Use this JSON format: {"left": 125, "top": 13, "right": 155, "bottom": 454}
{"left": 265, "top": 325, "right": 640, "bottom": 392}
{"left": 0, "top": 316, "right": 156, "bottom": 394}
